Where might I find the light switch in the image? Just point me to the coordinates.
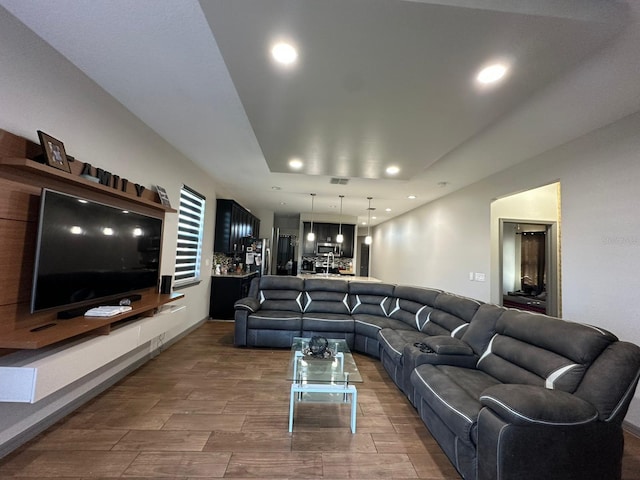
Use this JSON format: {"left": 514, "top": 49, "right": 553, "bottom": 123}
{"left": 474, "top": 272, "right": 486, "bottom": 282}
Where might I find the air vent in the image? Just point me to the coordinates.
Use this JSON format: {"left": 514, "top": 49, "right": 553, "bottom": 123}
{"left": 330, "top": 178, "right": 349, "bottom": 185}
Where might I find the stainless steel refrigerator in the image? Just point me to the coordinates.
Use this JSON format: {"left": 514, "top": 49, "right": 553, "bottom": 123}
{"left": 244, "top": 238, "right": 271, "bottom": 276}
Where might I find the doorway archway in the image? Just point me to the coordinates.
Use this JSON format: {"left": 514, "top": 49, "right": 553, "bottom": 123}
{"left": 491, "top": 183, "right": 561, "bottom": 317}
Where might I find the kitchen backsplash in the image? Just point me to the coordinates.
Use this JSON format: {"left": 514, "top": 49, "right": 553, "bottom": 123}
{"left": 301, "top": 255, "right": 353, "bottom": 271}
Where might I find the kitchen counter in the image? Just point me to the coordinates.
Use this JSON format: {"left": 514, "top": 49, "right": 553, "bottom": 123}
{"left": 298, "top": 273, "right": 381, "bottom": 283}
{"left": 210, "top": 271, "right": 258, "bottom": 319}
{"left": 213, "top": 271, "right": 258, "bottom": 279}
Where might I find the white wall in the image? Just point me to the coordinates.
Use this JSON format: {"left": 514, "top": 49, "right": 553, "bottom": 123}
{"left": 0, "top": 7, "right": 217, "bottom": 305}
{"left": 372, "top": 112, "right": 640, "bottom": 427}
{"left": 0, "top": 7, "right": 218, "bottom": 451}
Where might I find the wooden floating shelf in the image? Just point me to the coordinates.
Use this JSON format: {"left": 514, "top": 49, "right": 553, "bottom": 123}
{"left": 0, "top": 129, "right": 182, "bottom": 351}
{"left": 0, "top": 292, "right": 184, "bottom": 350}
{"left": 0, "top": 157, "right": 176, "bottom": 213}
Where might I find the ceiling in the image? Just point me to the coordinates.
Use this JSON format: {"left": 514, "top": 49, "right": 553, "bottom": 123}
{"left": 1, "top": 0, "right": 637, "bottom": 226}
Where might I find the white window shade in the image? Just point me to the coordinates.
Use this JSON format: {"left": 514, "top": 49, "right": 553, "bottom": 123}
{"left": 174, "top": 185, "right": 205, "bottom": 285}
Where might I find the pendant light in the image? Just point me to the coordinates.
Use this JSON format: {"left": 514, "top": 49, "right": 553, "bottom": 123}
{"left": 365, "top": 197, "right": 373, "bottom": 245}
{"left": 336, "top": 195, "right": 344, "bottom": 243}
{"left": 307, "top": 193, "right": 316, "bottom": 242}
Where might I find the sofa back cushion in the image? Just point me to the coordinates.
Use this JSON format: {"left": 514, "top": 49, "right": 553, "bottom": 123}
{"left": 349, "top": 282, "right": 395, "bottom": 316}
{"left": 302, "top": 278, "right": 350, "bottom": 314}
{"left": 427, "top": 293, "right": 482, "bottom": 338}
{"left": 461, "top": 304, "right": 505, "bottom": 354}
{"left": 389, "top": 285, "right": 442, "bottom": 330}
{"left": 477, "top": 310, "right": 617, "bottom": 393}
{"left": 257, "top": 276, "right": 304, "bottom": 312}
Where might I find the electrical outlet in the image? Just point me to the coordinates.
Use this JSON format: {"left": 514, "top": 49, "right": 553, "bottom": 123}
{"left": 469, "top": 272, "right": 474, "bottom": 281}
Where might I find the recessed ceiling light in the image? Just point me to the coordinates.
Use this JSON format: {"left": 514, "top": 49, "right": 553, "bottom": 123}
{"left": 289, "top": 158, "right": 303, "bottom": 169}
{"left": 476, "top": 63, "right": 508, "bottom": 85}
{"left": 385, "top": 208, "right": 392, "bottom": 212}
{"left": 408, "top": 195, "right": 416, "bottom": 199}
{"left": 361, "top": 221, "right": 367, "bottom": 225}
{"left": 372, "top": 216, "right": 377, "bottom": 220}
{"left": 271, "top": 42, "right": 298, "bottom": 65}
{"left": 386, "top": 165, "right": 400, "bottom": 175}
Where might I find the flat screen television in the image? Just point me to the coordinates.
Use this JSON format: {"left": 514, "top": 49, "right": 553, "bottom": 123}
{"left": 31, "top": 189, "right": 163, "bottom": 313}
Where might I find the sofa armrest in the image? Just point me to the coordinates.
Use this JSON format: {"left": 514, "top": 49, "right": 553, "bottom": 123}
{"left": 234, "top": 297, "right": 261, "bottom": 313}
{"left": 409, "top": 336, "right": 477, "bottom": 368}
{"left": 422, "top": 336, "right": 474, "bottom": 355}
{"left": 480, "top": 384, "right": 598, "bottom": 426}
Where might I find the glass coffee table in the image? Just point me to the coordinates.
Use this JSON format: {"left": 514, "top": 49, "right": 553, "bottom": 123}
{"left": 287, "top": 337, "right": 362, "bottom": 433}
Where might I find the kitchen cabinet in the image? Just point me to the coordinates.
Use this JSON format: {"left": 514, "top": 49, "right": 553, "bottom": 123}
{"left": 302, "top": 222, "right": 315, "bottom": 254}
{"left": 215, "top": 199, "right": 260, "bottom": 253}
{"left": 339, "top": 224, "right": 356, "bottom": 258}
{"left": 209, "top": 272, "right": 258, "bottom": 319}
{"left": 302, "top": 222, "right": 355, "bottom": 258}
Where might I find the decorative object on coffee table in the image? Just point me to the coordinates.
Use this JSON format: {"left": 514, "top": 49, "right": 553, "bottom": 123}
{"left": 37, "top": 130, "right": 71, "bottom": 173}
{"left": 304, "top": 335, "right": 333, "bottom": 358}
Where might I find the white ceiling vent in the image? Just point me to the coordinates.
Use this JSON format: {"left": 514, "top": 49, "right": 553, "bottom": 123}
{"left": 330, "top": 178, "right": 349, "bottom": 185}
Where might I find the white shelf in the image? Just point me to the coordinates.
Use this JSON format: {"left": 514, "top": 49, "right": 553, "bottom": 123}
{"left": 0, "top": 305, "right": 186, "bottom": 403}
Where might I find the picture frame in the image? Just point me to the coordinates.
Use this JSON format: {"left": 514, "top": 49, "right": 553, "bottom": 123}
{"left": 37, "top": 130, "right": 71, "bottom": 173}
{"left": 155, "top": 185, "right": 171, "bottom": 207}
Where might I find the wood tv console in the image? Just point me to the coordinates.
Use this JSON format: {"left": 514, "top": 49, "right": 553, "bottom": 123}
{"left": 0, "top": 129, "right": 182, "bottom": 350}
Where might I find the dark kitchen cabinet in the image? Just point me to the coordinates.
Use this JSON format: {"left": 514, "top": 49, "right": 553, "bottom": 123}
{"left": 302, "top": 222, "right": 315, "bottom": 254}
{"left": 302, "top": 222, "right": 355, "bottom": 257}
{"left": 339, "top": 224, "right": 356, "bottom": 258}
{"left": 215, "top": 199, "right": 260, "bottom": 253}
{"left": 209, "top": 272, "right": 258, "bottom": 319}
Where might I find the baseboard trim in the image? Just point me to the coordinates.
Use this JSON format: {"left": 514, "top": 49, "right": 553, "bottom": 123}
{"left": 623, "top": 421, "right": 640, "bottom": 438}
{"left": 0, "top": 316, "right": 207, "bottom": 459}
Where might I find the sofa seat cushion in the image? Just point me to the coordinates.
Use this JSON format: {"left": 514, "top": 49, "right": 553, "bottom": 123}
{"left": 378, "top": 327, "right": 436, "bottom": 361}
{"left": 353, "top": 314, "right": 414, "bottom": 340}
{"left": 302, "top": 313, "right": 354, "bottom": 333}
{"left": 247, "top": 311, "right": 302, "bottom": 331}
{"left": 411, "top": 364, "right": 500, "bottom": 446}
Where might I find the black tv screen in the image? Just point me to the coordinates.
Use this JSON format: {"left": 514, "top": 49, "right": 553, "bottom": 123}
{"left": 31, "top": 189, "right": 163, "bottom": 313}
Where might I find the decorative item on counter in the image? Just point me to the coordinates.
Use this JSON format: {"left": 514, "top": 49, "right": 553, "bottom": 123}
{"left": 213, "top": 252, "right": 232, "bottom": 274}
{"left": 37, "top": 130, "right": 71, "bottom": 173}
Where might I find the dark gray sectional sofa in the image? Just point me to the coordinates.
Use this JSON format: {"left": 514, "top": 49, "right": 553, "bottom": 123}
{"left": 234, "top": 275, "right": 640, "bottom": 480}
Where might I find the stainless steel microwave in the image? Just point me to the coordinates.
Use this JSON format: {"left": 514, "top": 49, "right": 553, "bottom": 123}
{"left": 316, "top": 243, "right": 341, "bottom": 256}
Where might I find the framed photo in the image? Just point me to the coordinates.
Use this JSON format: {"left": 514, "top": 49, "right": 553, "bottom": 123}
{"left": 155, "top": 185, "right": 171, "bottom": 207}
{"left": 37, "top": 130, "right": 71, "bottom": 173}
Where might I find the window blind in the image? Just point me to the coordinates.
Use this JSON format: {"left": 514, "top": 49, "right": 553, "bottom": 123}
{"left": 174, "top": 185, "right": 205, "bottom": 285}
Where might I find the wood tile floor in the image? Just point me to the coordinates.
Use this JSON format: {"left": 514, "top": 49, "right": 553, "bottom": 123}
{"left": 1, "top": 320, "right": 640, "bottom": 479}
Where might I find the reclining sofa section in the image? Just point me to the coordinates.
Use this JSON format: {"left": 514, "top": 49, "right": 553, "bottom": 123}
{"left": 233, "top": 275, "right": 640, "bottom": 480}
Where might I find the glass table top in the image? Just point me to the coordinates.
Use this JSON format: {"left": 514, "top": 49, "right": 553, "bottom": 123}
{"left": 287, "top": 337, "right": 363, "bottom": 384}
